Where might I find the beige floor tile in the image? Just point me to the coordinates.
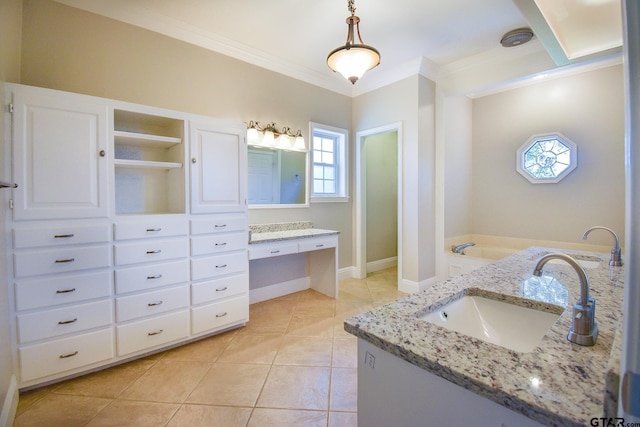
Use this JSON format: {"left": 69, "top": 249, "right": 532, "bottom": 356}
{"left": 186, "top": 363, "right": 270, "bottom": 406}
{"left": 85, "top": 399, "right": 179, "bottom": 426}
{"left": 119, "top": 360, "right": 210, "bottom": 403}
{"left": 167, "top": 404, "right": 252, "bottom": 427}
{"left": 332, "top": 336, "right": 358, "bottom": 368}
{"left": 286, "top": 314, "right": 335, "bottom": 337}
{"left": 16, "top": 385, "right": 56, "bottom": 416}
{"left": 330, "top": 368, "right": 357, "bottom": 411}
{"left": 52, "top": 358, "right": 157, "bottom": 398}
{"left": 161, "top": 331, "right": 236, "bottom": 362}
{"left": 217, "top": 334, "right": 283, "bottom": 364}
{"left": 248, "top": 408, "right": 327, "bottom": 427}
{"left": 293, "top": 299, "right": 336, "bottom": 317}
{"left": 13, "top": 394, "right": 111, "bottom": 427}
{"left": 237, "top": 309, "right": 292, "bottom": 335}
{"left": 257, "top": 365, "right": 330, "bottom": 410}
{"left": 274, "top": 335, "right": 333, "bottom": 366}
{"left": 329, "top": 411, "right": 358, "bottom": 427}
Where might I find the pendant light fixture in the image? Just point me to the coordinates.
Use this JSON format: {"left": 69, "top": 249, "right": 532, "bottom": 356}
{"left": 327, "top": 0, "right": 380, "bottom": 84}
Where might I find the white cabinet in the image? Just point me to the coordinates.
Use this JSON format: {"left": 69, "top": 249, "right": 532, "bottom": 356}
{"left": 9, "top": 84, "right": 109, "bottom": 220}
{"left": 190, "top": 120, "right": 247, "bottom": 214}
{"left": 6, "top": 83, "right": 249, "bottom": 388}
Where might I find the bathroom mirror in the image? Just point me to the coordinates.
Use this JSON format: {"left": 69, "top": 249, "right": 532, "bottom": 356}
{"left": 248, "top": 147, "right": 308, "bottom": 206}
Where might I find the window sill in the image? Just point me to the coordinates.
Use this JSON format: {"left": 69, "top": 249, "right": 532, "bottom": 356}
{"left": 311, "top": 196, "right": 351, "bottom": 203}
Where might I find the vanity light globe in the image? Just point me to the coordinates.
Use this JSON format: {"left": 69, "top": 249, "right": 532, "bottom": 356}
{"left": 293, "top": 135, "right": 306, "bottom": 151}
{"left": 277, "top": 133, "right": 292, "bottom": 149}
{"left": 262, "top": 130, "right": 275, "bottom": 147}
{"left": 247, "top": 127, "right": 260, "bottom": 145}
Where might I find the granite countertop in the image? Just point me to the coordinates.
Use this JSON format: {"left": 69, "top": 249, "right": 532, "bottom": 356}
{"left": 249, "top": 221, "right": 339, "bottom": 244}
{"left": 345, "top": 246, "right": 625, "bottom": 427}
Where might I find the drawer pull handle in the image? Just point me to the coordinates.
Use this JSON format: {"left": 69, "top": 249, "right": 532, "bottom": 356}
{"left": 216, "top": 287, "right": 228, "bottom": 292}
{"left": 270, "top": 250, "right": 280, "bottom": 254}
{"left": 55, "top": 258, "right": 75, "bottom": 263}
{"left": 56, "top": 288, "right": 76, "bottom": 294}
{"left": 215, "top": 242, "right": 227, "bottom": 247}
{"left": 59, "top": 351, "right": 78, "bottom": 359}
{"left": 147, "top": 274, "right": 163, "bottom": 280}
{"left": 148, "top": 301, "right": 163, "bottom": 307}
{"left": 215, "top": 264, "right": 227, "bottom": 269}
{"left": 146, "top": 249, "right": 162, "bottom": 254}
{"left": 58, "top": 318, "right": 78, "bottom": 325}
{"left": 315, "top": 244, "right": 324, "bottom": 248}
{"left": 146, "top": 228, "right": 162, "bottom": 232}
{"left": 148, "top": 329, "right": 163, "bottom": 336}
{"left": 54, "top": 234, "right": 74, "bottom": 239}
{"left": 215, "top": 312, "right": 228, "bottom": 318}
{"left": 214, "top": 224, "right": 227, "bottom": 229}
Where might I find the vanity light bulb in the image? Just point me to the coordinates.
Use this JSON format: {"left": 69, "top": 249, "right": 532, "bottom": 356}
{"left": 263, "top": 130, "right": 275, "bottom": 147}
{"left": 247, "top": 127, "right": 259, "bottom": 144}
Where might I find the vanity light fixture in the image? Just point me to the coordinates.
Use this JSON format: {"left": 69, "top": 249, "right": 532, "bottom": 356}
{"left": 327, "top": 0, "right": 380, "bottom": 84}
{"left": 247, "top": 121, "right": 306, "bottom": 151}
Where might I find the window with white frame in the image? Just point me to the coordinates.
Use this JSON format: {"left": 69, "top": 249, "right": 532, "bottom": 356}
{"left": 311, "top": 123, "right": 348, "bottom": 201}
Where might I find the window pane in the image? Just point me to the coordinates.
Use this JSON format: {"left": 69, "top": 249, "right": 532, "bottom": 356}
{"left": 314, "top": 180, "right": 324, "bottom": 193}
{"left": 321, "top": 138, "right": 333, "bottom": 152}
{"left": 314, "top": 165, "right": 324, "bottom": 179}
{"left": 324, "top": 180, "right": 336, "bottom": 193}
{"left": 324, "top": 166, "right": 335, "bottom": 180}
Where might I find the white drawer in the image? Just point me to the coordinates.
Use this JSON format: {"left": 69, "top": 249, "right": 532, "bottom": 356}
{"left": 191, "top": 274, "right": 248, "bottom": 305}
{"left": 19, "top": 328, "right": 114, "bottom": 382}
{"left": 13, "top": 224, "right": 110, "bottom": 249}
{"left": 116, "top": 285, "right": 189, "bottom": 323}
{"left": 191, "top": 252, "right": 248, "bottom": 281}
{"left": 298, "top": 236, "right": 338, "bottom": 252}
{"left": 115, "top": 259, "right": 189, "bottom": 294}
{"left": 248, "top": 242, "right": 298, "bottom": 260}
{"left": 114, "top": 238, "right": 188, "bottom": 265}
{"left": 190, "top": 215, "right": 247, "bottom": 235}
{"left": 191, "top": 295, "right": 249, "bottom": 335}
{"left": 17, "top": 299, "right": 113, "bottom": 344}
{"left": 15, "top": 271, "right": 112, "bottom": 311}
{"left": 113, "top": 218, "right": 188, "bottom": 241}
{"left": 190, "top": 232, "right": 247, "bottom": 256}
{"left": 13, "top": 245, "right": 111, "bottom": 278}
{"left": 116, "top": 310, "right": 189, "bottom": 356}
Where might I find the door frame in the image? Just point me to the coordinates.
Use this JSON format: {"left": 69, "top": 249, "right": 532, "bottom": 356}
{"left": 355, "top": 122, "right": 403, "bottom": 281}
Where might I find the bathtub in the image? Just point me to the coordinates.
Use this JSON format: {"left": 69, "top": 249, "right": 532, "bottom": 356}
{"left": 445, "top": 245, "right": 518, "bottom": 277}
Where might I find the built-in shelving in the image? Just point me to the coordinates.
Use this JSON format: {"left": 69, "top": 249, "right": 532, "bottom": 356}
{"left": 113, "top": 109, "right": 186, "bottom": 215}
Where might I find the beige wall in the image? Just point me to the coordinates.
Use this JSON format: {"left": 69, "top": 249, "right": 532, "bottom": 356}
{"left": 365, "top": 131, "right": 398, "bottom": 263}
{"left": 19, "top": 0, "right": 354, "bottom": 268}
{"left": 0, "top": 0, "right": 22, "bottom": 414}
{"left": 353, "top": 75, "right": 437, "bottom": 287}
{"left": 471, "top": 65, "right": 625, "bottom": 247}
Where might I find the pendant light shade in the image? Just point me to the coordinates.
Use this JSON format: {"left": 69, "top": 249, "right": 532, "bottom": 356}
{"left": 327, "top": 0, "right": 380, "bottom": 84}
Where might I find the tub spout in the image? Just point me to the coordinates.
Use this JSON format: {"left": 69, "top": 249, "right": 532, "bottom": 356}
{"left": 582, "top": 226, "right": 623, "bottom": 267}
{"left": 451, "top": 242, "right": 475, "bottom": 255}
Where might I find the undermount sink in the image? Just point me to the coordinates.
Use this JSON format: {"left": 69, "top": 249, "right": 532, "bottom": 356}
{"left": 420, "top": 295, "right": 563, "bottom": 352}
{"left": 547, "top": 253, "right": 602, "bottom": 269}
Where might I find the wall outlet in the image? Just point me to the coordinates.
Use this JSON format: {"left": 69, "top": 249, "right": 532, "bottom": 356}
{"left": 364, "top": 351, "right": 375, "bottom": 369}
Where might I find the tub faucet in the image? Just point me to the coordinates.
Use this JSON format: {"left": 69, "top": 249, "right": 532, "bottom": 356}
{"left": 451, "top": 242, "right": 475, "bottom": 255}
{"left": 582, "top": 226, "right": 623, "bottom": 267}
{"left": 533, "top": 253, "right": 598, "bottom": 346}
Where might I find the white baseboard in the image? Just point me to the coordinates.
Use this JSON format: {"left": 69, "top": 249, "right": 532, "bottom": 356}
{"left": 399, "top": 275, "right": 440, "bottom": 294}
{"left": 367, "top": 256, "right": 398, "bottom": 273}
{"left": 249, "top": 277, "right": 310, "bottom": 304}
{"left": 1, "top": 375, "right": 18, "bottom": 427}
{"left": 338, "top": 266, "right": 355, "bottom": 281}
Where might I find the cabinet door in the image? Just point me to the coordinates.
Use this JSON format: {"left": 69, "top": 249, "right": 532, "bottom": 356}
{"left": 189, "top": 120, "right": 247, "bottom": 214}
{"left": 11, "top": 85, "right": 109, "bottom": 220}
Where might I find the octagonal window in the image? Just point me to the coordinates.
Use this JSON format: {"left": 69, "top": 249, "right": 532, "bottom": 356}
{"left": 516, "top": 132, "right": 577, "bottom": 184}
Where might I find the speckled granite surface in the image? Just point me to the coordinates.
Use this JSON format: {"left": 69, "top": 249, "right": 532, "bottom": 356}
{"left": 249, "top": 222, "right": 339, "bottom": 244}
{"left": 345, "top": 246, "right": 625, "bottom": 427}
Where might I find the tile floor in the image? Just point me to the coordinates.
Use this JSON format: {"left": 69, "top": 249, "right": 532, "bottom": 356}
{"left": 14, "top": 267, "right": 405, "bottom": 427}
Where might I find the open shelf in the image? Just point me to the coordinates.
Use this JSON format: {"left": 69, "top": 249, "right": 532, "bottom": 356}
{"left": 114, "top": 159, "right": 182, "bottom": 170}
{"left": 114, "top": 130, "right": 182, "bottom": 149}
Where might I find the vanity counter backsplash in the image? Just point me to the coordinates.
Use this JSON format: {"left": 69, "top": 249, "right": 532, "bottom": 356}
{"left": 345, "top": 246, "right": 625, "bottom": 427}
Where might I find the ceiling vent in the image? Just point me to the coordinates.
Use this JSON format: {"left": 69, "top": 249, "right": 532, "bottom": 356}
{"left": 500, "top": 28, "right": 534, "bottom": 47}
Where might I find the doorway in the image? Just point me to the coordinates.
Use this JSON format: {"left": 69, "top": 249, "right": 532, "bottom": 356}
{"left": 355, "top": 123, "right": 403, "bottom": 283}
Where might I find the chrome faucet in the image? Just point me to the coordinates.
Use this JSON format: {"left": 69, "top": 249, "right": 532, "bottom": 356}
{"left": 451, "top": 242, "right": 475, "bottom": 255}
{"left": 533, "top": 253, "right": 598, "bottom": 346}
{"left": 582, "top": 226, "right": 623, "bottom": 267}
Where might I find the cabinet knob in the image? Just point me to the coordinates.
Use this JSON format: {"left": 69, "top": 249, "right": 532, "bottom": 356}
{"left": 192, "top": 157, "right": 197, "bottom": 164}
{"left": 99, "top": 150, "right": 106, "bottom": 157}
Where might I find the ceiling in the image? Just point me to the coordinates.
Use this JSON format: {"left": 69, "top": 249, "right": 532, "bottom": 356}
{"left": 52, "top": 0, "right": 623, "bottom": 96}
